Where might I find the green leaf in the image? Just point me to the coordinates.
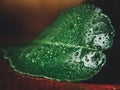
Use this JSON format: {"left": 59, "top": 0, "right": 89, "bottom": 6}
{"left": 2, "top": 4, "right": 115, "bottom": 82}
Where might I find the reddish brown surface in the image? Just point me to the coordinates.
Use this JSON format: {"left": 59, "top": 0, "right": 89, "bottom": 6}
{"left": 0, "top": 0, "right": 85, "bottom": 44}
{"left": 0, "top": 0, "right": 95, "bottom": 44}
{"left": 0, "top": 59, "right": 120, "bottom": 90}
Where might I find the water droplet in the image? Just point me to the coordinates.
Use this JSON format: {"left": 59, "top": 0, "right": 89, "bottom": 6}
{"left": 32, "top": 59, "right": 35, "bottom": 63}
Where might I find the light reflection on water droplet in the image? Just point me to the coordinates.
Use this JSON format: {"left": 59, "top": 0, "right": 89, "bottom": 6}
{"left": 32, "top": 59, "right": 35, "bottom": 63}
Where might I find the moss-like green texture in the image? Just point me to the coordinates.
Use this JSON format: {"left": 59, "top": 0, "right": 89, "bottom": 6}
{"left": 2, "top": 4, "right": 115, "bottom": 82}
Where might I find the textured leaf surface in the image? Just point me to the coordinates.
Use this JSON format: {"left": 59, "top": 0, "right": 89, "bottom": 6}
{"left": 2, "top": 4, "right": 115, "bottom": 82}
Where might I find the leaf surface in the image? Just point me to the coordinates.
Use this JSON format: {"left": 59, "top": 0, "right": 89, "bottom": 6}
{"left": 2, "top": 4, "right": 115, "bottom": 81}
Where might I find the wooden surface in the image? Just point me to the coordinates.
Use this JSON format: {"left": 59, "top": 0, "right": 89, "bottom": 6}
{"left": 0, "top": 58, "right": 120, "bottom": 90}
{"left": 0, "top": 0, "right": 86, "bottom": 44}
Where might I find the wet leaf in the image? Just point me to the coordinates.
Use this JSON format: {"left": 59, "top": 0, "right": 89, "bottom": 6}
{"left": 2, "top": 4, "right": 115, "bottom": 82}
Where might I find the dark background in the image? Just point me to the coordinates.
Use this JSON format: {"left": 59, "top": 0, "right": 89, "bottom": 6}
{"left": 0, "top": 0, "right": 120, "bottom": 84}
